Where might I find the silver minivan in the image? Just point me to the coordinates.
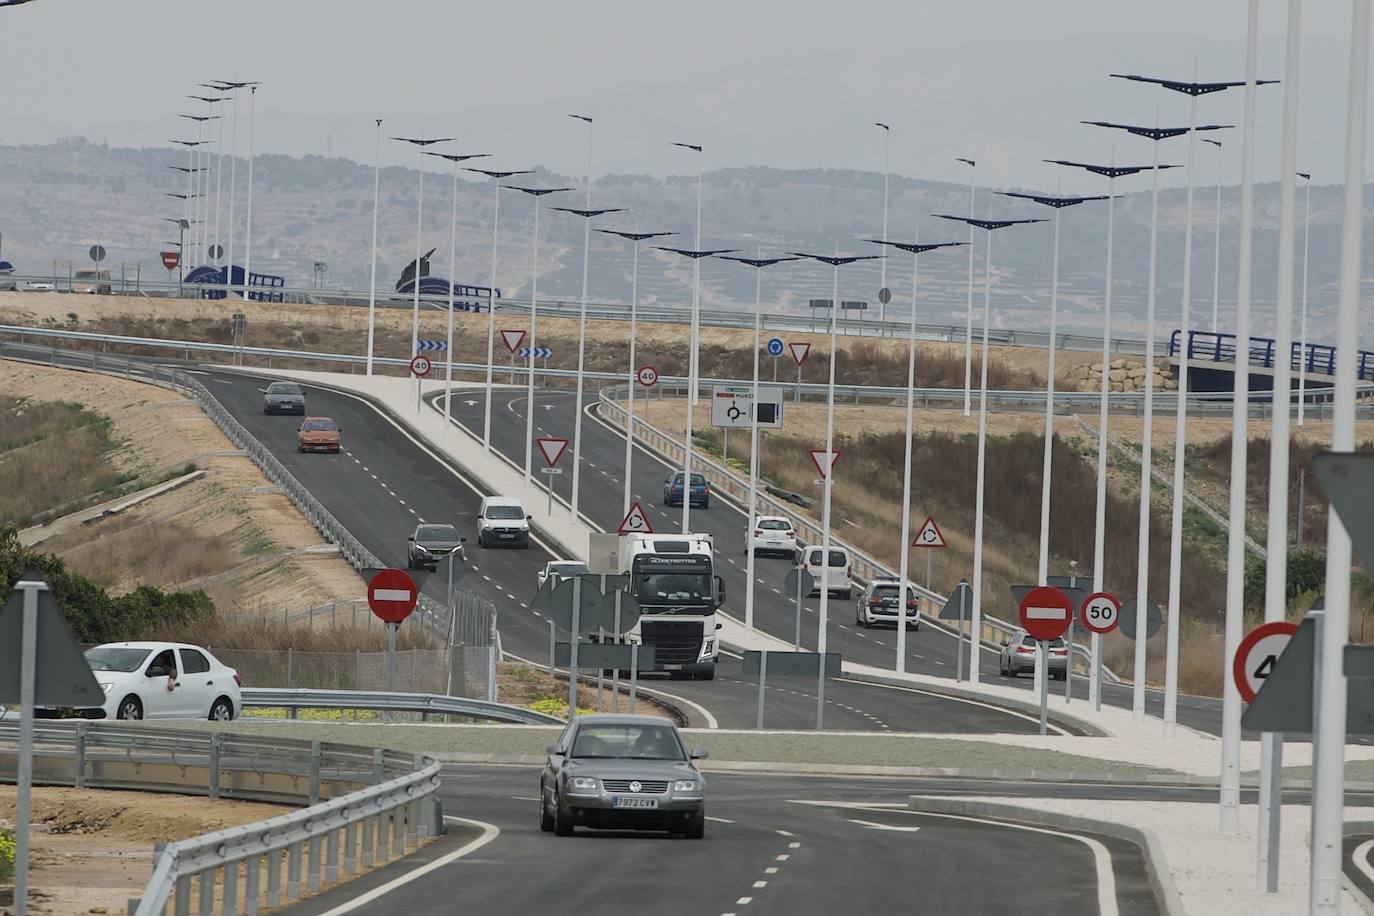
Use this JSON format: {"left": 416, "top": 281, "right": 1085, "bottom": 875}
{"left": 797, "top": 545, "right": 852, "bottom": 599}
{"left": 477, "top": 495, "right": 532, "bottom": 548}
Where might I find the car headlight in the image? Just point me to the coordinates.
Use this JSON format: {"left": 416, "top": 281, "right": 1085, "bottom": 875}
{"left": 699, "top": 638, "right": 715, "bottom": 658}
{"left": 569, "top": 777, "right": 598, "bottom": 791}
{"left": 672, "top": 779, "right": 701, "bottom": 793}
{"left": 100, "top": 682, "right": 113, "bottom": 695}
{"left": 414, "top": 545, "right": 429, "bottom": 555}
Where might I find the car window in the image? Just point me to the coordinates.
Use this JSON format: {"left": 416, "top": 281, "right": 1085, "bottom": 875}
{"left": 759, "top": 519, "right": 790, "bottom": 530}
{"left": 180, "top": 648, "right": 211, "bottom": 674}
{"left": 552, "top": 562, "right": 587, "bottom": 575}
{"left": 570, "top": 723, "right": 685, "bottom": 760}
{"left": 417, "top": 525, "right": 457, "bottom": 540}
{"left": 85, "top": 646, "right": 151, "bottom": 672}
{"left": 301, "top": 419, "right": 336, "bottom": 432}
{"left": 147, "top": 649, "right": 177, "bottom": 675}
{"left": 872, "top": 585, "right": 900, "bottom": 600}
{"left": 806, "top": 549, "right": 822, "bottom": 565}
{"left": 485, "top": 505, "right": 525, "bottom": 519}
{"left": 1021, "top": 635, "right": 1037, "bottom": 646}
{"left": 828, "top": 550, "right": 848, "bottom": 567}
{"left": 268, "top": 383, "right": 302, "bottom": 395}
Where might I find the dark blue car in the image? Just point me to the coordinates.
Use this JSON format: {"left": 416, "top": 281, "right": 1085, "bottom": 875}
{"left": 663, "top": 472, "right": 710, "bottom": 509}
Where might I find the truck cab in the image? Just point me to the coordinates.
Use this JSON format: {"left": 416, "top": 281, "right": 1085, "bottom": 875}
{"left": 619, "top": 533, "right": 723, "bottom": 680}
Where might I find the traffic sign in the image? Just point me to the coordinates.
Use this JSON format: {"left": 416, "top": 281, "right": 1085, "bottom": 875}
{"left": 367, "top": 568, "right": 418, "bottom": 624}
{"left": 409, "top": 355, "right": 433, "bottom": 377}
{"left": 416, "top": 339, "right": 447, "bottom": 352}
{"left": 208, "top": 243, "right": 224, "bottom": 260}
{"left": 89, "top": 245, "right": 106, "bottom": 263}
{"left": 766, "top": 338, "right": 785, "bottom": 357}
{"left": 500, "top": 329, "right": 526, "bottom": 353}
{"left": 938, "top": 579, "right": 974, "bottom": 621}
{"left": 711, "top": 384, "right": 784, "bottom": 429}
{"left": 1118, "top": 597, "right": 1162, "bottom": 641}
{"left": 161, "top": 251, "right": 180, "bottom": 271}
{"left": 1312, "top": 453, "right": 1374, "bottom": 577}
{"left": 878, "top": 287, "right": 892, "bottom": 305}
{"left": 519, "top": 346, "right": 554, "bottom": 359}
{"left": 789, "top": 342, "right": 812, "bottom": 366}
{"left": 1234, "top": 621, "right": 1299, "bottom": 703}
{"left": 1018, "top": 585, "right": 1074, "bottom": 641}
{"left": 618, "top": 500, "right": 653, "bottom": 535}
{"left": 536, "top": 436, "right": 569, "bottom": 467}
{"left": 912, "top": 516, "right": 946, "bottom": 549}
{"left": 783, "top": 567, "right": 815, "bottom": 597}
{"left": 637, "top": 365, "right": 659, "bottom": 387}
{"left": 1079, "top": 591, "right": 1121, "bottom": 634}
{"left": 809, "top": 447, "right": 841, "bottom": 479}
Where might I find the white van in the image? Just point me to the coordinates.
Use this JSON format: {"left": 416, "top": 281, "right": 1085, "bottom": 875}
{"left": 798, "top": 545, "right": 852, "bottom": 599}
{"left": 476, "top": 495, "right": 531, "bottom": 548}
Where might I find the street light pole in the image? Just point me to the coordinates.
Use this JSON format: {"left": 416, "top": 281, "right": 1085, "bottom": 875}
{"left": 366, "top": 119, "right": 383, "bottom": 376}
{"left": 1297, "top": 170, "right": 1312, "bottom": 426}
{"left": 392, "top": 135, "right": 455, "bottom": 386}
{"left": 867, "top": 238, "right": 966, "bottom": 673}
{"left": 957, "top": 158, "right": 976, "bottom": 416}
{"left": 211, "top": 81, "right": 260, "bottom": 298}
{"left": 198, "top": 83, "right": 229, "bottom": 267}
{"left": 934, "top": 213, "right": 1046, "bottom": 686}
{"left": 721, "top": 253, "right": 803, "bottom": 631}
{"left": 1204, "top": 138, "right": 1224, "bottom": 331}
{"left": 469, "top": 167, "right": 534, "bottom": 453}
{"left": 875, "top": 122, "right": 891, "bottom": 331}
{"left": 671, "top": 142, "right": 705, "bottom": 410}
{"left": 508, "top": 185, "right": 573, "bottom": 490}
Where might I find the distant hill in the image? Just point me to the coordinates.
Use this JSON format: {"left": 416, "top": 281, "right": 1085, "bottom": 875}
{"left": 0, "top": 140, "right": 1360, "bottom": 340}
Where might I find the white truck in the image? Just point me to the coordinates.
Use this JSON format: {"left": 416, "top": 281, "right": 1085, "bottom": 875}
{"left": 618, "top": 532, "right": 724, "bottom": 680}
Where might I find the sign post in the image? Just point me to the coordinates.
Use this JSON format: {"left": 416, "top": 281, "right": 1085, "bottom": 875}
{"left": 911, "top": 516, "right": 946, "bottom": 590}
{"left": 1018, "top": 585, "right": 1073, "bottom": 736}
{"left": 636, "top": 365, "right": 659, "bottom": 422}
{"left": 1080, "top": 590, "right": 1121, "bottom": 705}
{"left": 783, "top": 567, "right": 815, "bottom": 651}
{"left": 767, "top": 337, "right": 784, "bottom": 383}
{"left": 410, "top": 354, "right": 433, "bottom": 414}
{"left": 1047, "top": 573, "right": 1093, "bottom": 704}
{"left": 743, "top": 651, "right": 841, "bottom": 732}
{"left": 939, "top": 579, "right": 975, "bottom": 681}
{"left": 789, "top": 342, "right": 811, "bottom": 404}
{"left": 536, "top": 436, "right": 570, "bottom": 515}
{"left": 367, "top": 568, "right": 419, "bottom": 699}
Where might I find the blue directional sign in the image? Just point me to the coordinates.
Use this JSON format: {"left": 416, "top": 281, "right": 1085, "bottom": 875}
{"left": 416, "top": 339, "right": 448, "bottom": 352}
{"left": 766, "top": 337, "right": 785, "bottom": 357}
{"left": 519, "top": 346, "right": 554, "bottom": 359}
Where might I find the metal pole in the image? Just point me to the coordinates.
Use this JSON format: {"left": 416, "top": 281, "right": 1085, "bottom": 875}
{"left": 1038, "top": 207, "right": 1061, "bottom": 589}
{"left": 745, "top": 261, "right": 764, "bottom": 630}
{"left": 524, "top": 196, "right": 543, "bottom": 490}
{"left": 482, "top": 175, "right": 503, "bottom": 455}
{"left": 877, "top": 123, "right": 890, "bottom": 329}
{"left": 1210, "top": 139, "right": 1224, "bottom": 332}
{"left": 568, "top": 578, "right": 581, "bottom": 716}
{"left": 623, "top": 235, "right": 641, "bottom": 518}
{"left": 225, "top": 87, "right": 239, "bottom": 298}
{"left": 385, "top": 622, "right": 396, "bottom": 693}
{"left": 366, "top": 119, "right": 381, "bottom": 375}
{"left": 1090, "top": 160, "right": 1118, "bottom": 712}
{"left": 14, "top": 578, "right": 45, "bottom": 916}
{"left": 962, "top": 160, "right": 976, "bottom": 417}
{"left": 411, "top": 144, "right": 425, "bottom": 390}
{"left": 1297, "top": 173, "right": 1312, "bottom": 426}
{"left": 817, "top": 257, "right": 841, "bottom": 728}
{"left": 1296, "top": 468, "right": 1306, "bottom": 552}
{"left": 756, "top": 652, "right": 767, "bottom": 730}
{"left": 956, "top": 585, "right": 966, "bottom": 682}
{"left": 548, "top": 619, "right": 555, "bottom": 677}
{"left": 969, "top": 227, "right": 994, "bottom": 686}
{"left": 897, "top": 245, "right": 920, "bottom": 673}
{"left": 794, "top": 569, "right": 803, "bottom": 650}
{"left": 444, "top": 158, "right": 459, "bottom": 427}
{"left": 1038, "top": 640, "right": 1049, "bottom": 737}
{"left": 1220, "top": 0, "right": 1261, "bottom": 836}
{"left": 1310, "top": 0, "right": 1366, "bottom": 907}
{"left": 628, "top": 644, "right": 638, "bottom": 714}
{"left": 570, "top": 134, "right": 595, "bottom": 520}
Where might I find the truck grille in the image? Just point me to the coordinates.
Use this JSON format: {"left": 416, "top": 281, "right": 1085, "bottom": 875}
{"left": 639, "top": 620, "right": 703, "bottom": 665}
{"left": 601, "top": 779, "right": 669, "bottom": 795}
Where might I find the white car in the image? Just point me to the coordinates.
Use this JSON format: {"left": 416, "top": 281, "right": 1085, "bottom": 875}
{"left": 476, "top": 495, "right": 531, "bottom": 548}
{"left": 22, "top": 280, "right": 54, "bottom": 292}
{"left": 52, "top": 642, "right": 242, "bottom": 721}
{"left": 799, "top": 545, "right": 853, "bottom": 599}
{"left": 747, "top": 516, "right": 797, "bottom": 557}
{"left": 539, "top": 559, "right": 589, "bottom": 590}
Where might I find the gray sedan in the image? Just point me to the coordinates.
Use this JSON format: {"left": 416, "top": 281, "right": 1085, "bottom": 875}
{"left": 540, "top": 714, "right": 707, "bottom": 838}
{"left": 407, "top": 523, "right": 464, "bottom": 571}
{"left": 263, "top": 381, "right": 306, "bottom": 415}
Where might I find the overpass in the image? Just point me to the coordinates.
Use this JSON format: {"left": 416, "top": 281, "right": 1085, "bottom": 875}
{"left": 1166, "top": 328, "right": 1374, "bottom": 399}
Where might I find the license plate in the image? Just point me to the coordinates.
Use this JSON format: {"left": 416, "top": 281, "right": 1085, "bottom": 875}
{"left": 498, "top": 532, "right": 514, "bottom": 538}
{"left": 662, "top": 663, "right": 683, "bottom": 670}
{"left": 612, "top": 797, "right": 658, "bottom": 809}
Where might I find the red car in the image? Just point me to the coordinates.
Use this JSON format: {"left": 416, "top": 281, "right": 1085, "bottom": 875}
{"left": 297, "top": 417, "right": 341, "bottom": 453}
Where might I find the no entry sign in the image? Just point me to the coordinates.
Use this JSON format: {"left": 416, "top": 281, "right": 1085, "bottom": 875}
{"left": 1233, "top": 620, "right": 1299, "bottom": 703}
{"left": 367, "top": 568, "right": 418, "bottom": 624}
{"left": 1018, "top": 585, "right": 1073, "bottom": 641}
{"left": 1079, "top": 591, "right": 1121, "bottom": 635}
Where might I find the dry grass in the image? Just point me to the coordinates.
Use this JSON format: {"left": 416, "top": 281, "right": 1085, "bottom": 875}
{"left": 56, "top": 517, "right": 233, "bottom": 591}
{"left": 151, "top": 614, "right": 440, "bottom": 651}
{"left": 0, "top": 395, "right": 132, "bottom": 525}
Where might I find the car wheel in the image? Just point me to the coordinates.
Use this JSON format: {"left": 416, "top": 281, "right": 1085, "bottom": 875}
{"left": 209, "top": 697, "right": 234, "bottom": 721}
{"left": 553, "top": 792, "right": 574, "bottom": 836}
{"left": 683, "top": 811, "right": 705, "bottom": 839}
{"left": 842, "top": 588, "right": 853, "bottom": 600}
{"left": 478, "top": 533, "right": 487, "bottom": 548}
{"left": 117, "top": 696, "right": 143, "bottom": 720}
{"left": 539, "top": 787, "right": 555, "bottom": 832}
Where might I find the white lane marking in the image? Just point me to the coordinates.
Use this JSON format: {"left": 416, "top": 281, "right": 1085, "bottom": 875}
{"left": 706, "top": 816, "right": 735, "bottom": 824}
{"left": 1354, "top": 838, "right": 1374, "bottom": 890}
{"left": 847, "top": 818, "right": 921, "bottom": 833}
{"left": 736, "top": 898, "right": 753, "bottom": 906}
{"left": 832, "top": 677, "right": 1070, "bottom": 736}
{"left": 788, "top": 842, "right": 800, "bottom": 849}
{"left": 774, "top": 829, "right": 794, "bottom": 837}
{"left": 752, "top": 881, "right": 767, "bottom": 889}
{"left": 398, "top": 498, "right": 406, "bottom": 506}
{"left": 765, "top": 867, "right": 778, "bottom": 875}
{"left": 408, "top": 508, "right": 417, "bottom": 515}
{"left": 510, "top": 795, "right": 539, "bottom": 801}
{"left": 312, "top": 816, "right": 499, "bottom": 916}
{"left": 775, "top": 854, "right": 789, "bottom": 861}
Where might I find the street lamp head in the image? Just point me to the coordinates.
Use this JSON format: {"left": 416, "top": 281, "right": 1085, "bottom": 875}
{"left": 997, "top": 191, "right": 1111, "bottom": 209}
{"left": 208, "top": 80, "right": 260, "bottom": 90}
{"left": 550, "top": 207, "right": 626, "bottom": 219}
{"left": 424, "top": 151, "right": 491, "bottom": 163}
{"left": 391, "top": 137, "right": 456, "bottom": 147}
{"left": 1202, "top": 138, "right": 1223, "bottom": 148}
{"left": 957, "top": 157, "right": 976, "bottom": 167}
{"left": 655, "top": 246, "right": 736, "bottom": 259}
{"left": 670, "top": 142, "right": 703, "bottom": 153}
{"left": 169, "top": 140, "right": 208, "bottom": 147}
{"left": 874, "top": 122, "right": 890, "bottom": 131}
{"left": 787, "top": 252, "right": 885, "bottom": 266}
{"left": 569, "top": 114, "right": 593, "bottom": 124}
{"left": 506, "top": 186, "right": 574, "bottom": 197}
{"left": 1082, "top": 120, "right": 1231, "bottom": 141}
{"left": 467, "top": 168, "right": 534, "bottom": 180}
{"left": 168, "top": 166, "right": 206, "bottom": 173}
{"left": 864, "top": 239, "right": 968, "bottom": 255}
{"left": 1110, "top": 73, "right": 1278, "bottom": 96}
{"left": 596, "top": 229, "right": 676, "bottom": 243}
{"left": 719, "top": 255, "right": 804, "bottom": 268}
{"left": 932, "top": 214, "right": 1047, "bottom": 231}
{"left": 1044, "top": 159, "right": 1162, "bottom": 179}
{"left": 1298, "top": 171, "right": 1311, "bottom": 180}
{"left": 178, "top": 114, "right": 219, "bottom": 122}
{"left": 187, "top": 95, "right": 222, "bottom": 104}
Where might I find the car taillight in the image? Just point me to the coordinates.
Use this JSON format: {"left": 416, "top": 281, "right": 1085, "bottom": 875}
{"left": 1016, "top": 647, "right": 1035, "bottom": 655}
{"left": 785, "top": 530, "right": 795, "bottom": 537}
{"left": 754, "top": 530, "right": 763, "bottom": 536}
{"left": 868, "top": 597, "right": 882, "bottom": 606}
{"left": 906, "top": 600, "right": 917, "bottom": 608}
{"left": 233, "top": 672, "right": 242, "bottom": 686}
{"left": 1052, "top": 648, "right": 1068, "bottom": 655}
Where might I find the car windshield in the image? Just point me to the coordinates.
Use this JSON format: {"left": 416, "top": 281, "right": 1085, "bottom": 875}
{"left": 570, "top": 723, "right": 685, "bottom": 760}
{"left": 301, "top": 419, "right": 336, "bottom": 432}
{"left": 809, "top": 549, "right": 847, "bottom": 567}
{"left": 485, "top": 505, "right": 525, "bottom": 520}
{"left": 268, "top": 383, "right": 302, "bottom": 395}
{"left": 416, "top": 525, "right": 458, "bottom": 541}
{"left": 671, "top": 473, "right": 706, "bottom": 486}
{"left": 636, "top": 571, "right": 713, "bottom": 602}
{"left": 872, "top": 585, "right": 904, "bottom": 601}
{"left": 758, "top": 519, "right": 791, "bottom": 531}
{"left": 84, "top": 646, "right": 151, "bottom": 672}
{"left": 550, "top": 562, "right": 588, "bottom": 576}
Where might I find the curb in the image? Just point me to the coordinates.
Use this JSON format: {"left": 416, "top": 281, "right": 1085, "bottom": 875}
{"left": 907, "top": 796, "right": 1186, "bottom": 916}
{"left": 1344, "top": 819, "right": 1374, "bottom": 916}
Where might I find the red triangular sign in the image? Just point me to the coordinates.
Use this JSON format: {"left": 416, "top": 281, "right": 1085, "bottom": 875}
{"left": 789, "top": 342, "right": 812, "bottom": 366}
{"left": 618, "top": 501, "right": 654, "bottom": 535}
{"left": 912, "top": 516, "right": 947, "bottom": 548}
{"left": 536, "top": 436, "right": 569, "bottom": 467}
{"left": 500, "top": 329, "right": 527, "bottom": 353}
{"left": 809, "top": 448, "right": 841, "bottom": 479}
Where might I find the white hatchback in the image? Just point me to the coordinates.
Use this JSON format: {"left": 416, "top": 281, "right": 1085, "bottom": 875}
{"left": 747, "top": 516, "right": 797, "bottom": 557}
{"left": 52, "top": 642, "right": 243, "bottom": 721}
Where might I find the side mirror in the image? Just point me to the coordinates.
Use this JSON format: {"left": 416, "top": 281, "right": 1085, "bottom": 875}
{"left": 715, "top": 622, "right": 722, "bottom": 630}
{"left": 146, "top": 666, "right": 167, "bottom": 678}
{"left": 407, "top": 536, "right": 415, "bottom": 541}
{"left": 460, "top": 537, "right": 467, "bottom": 543}
{"left": 546, "top": 744, "right": 563, "bottom": 755}
{"left": 690, "top": 747, "right": 709, "bottom": 760}
{"left": 526, "top": 514, "right": 533, "bottom": 521}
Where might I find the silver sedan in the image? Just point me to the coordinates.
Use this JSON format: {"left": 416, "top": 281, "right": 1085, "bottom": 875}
{"left": 540, "top": 714, "right": 708, "bottom": 838}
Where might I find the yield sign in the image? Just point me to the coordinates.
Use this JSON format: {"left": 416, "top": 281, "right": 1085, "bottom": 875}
{"left": 912, "top": 516, "right": 946, "bottom": 548}
{"left": 500, "top": 329, "right": 527, "bottom": 353}
{"left": 809, "top": 447, "right": 841, "bottom": 479}
{"left": 536, "top": 436, "right": 570, "bottom": 467}
{"left": 789, "top": 342, "right": 812, "bottom": 366}
{"left": 618, "top": 500, "right": 654, "bottom": 535}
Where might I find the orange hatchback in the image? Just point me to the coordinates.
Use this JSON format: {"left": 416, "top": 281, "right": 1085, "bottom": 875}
{"left": 297, "top": 417, "right": 341, "bottom": 453}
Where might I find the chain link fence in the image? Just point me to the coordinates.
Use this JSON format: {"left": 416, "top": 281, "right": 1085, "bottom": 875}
{"left": 214, "top": 646, "right": 495, "bottom": 698}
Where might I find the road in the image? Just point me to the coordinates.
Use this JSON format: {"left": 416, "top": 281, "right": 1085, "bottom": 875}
{"left": 279, "top": 765, "right": 1166, "bottom": 916}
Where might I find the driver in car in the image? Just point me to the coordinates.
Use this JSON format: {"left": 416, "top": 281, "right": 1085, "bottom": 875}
{"left": 148, "top": 649, "right": 177, "bottom": 688}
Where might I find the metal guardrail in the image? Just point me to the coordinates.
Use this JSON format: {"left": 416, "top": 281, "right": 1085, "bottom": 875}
{"left": 241, "top": 687, "right": 562, "bottom": 724}
{"left": 596, "top": 388, "right": 1116, "bottom": 682}
{"left": 1169, "top": 327, "right": 1374, "bottom": 382}
{"left": 0, "top": 720, "right": 441, "bottom": 915}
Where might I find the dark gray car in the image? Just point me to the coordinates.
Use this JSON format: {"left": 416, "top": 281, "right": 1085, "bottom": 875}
{"left": 263, "top": 381, "right": 306, "bottom": 415}
{"left": 540, "top": 714, "right": 707, "bottom": 838}
{"left": 407, "top": 523, "right": 464, "bottom": 571}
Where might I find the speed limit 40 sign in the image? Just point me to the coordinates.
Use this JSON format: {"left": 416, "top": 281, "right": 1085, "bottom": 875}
{"left": 1079, "top": 591, "right": 1121, "bottom": 634}
{"left": 1233, "top": 621, "right": 1299, "bottom": 703}
{"left": 636, "top": 365, "right": 659, "bottom": 387}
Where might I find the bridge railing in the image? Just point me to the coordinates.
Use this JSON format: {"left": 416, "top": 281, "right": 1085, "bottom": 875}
{"left": 1169, "top": 328, "right": 1374, "bottom": 381}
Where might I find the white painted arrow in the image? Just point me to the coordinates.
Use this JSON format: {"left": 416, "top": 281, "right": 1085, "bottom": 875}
{"left": 847, "top": 819, "right": 921, "bottom": 833}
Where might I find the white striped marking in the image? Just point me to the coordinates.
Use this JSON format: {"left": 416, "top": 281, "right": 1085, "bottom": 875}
{"left": 1025, "top": 606, "right": 1068, "bottom": 620}
{"left": 373, "top": 589, "right": 413, "bottom": 602}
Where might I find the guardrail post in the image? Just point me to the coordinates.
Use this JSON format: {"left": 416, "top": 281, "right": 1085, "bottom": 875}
{"left": 360, "top": 811, "right": 375, "bottom": 868}
{"left": 198, "top": 863, "right": 216, "bottom": 915}
{"left": 173, "top": 873, "right": 192, "bottom": 916}
{"left": 74, "top": 721, "right": 88, "bottom": 788}
{"left": 286, "top": 841, "right": 302, "bottom": 900}
{"left": 343, "top": 820, "right": 358, "bottom": 875}
{"left": 266, "top": 849, "right": 282, "bottom": 909}
{"left": 325, "top": 826, "right": 339, "bottom": 883}
{"left": 208, "top": 732, "right": 222, "bottom": 800}
{"left": 392, "top": 802, "right": 405, "bottom": 858}
{"left": 307, "top": 832, "right": 323, "bottom": 894}
{"left": 244, "top": 853, "right": 260, "bottom": 916}
{"left": 309, "top": 740, "right": 322, "bottom": 805}
{"left": 372, "top": 748, "right": 384, "bottom": 785}
{"left": 223, "top": 861, "right": 239, "bottom": 916}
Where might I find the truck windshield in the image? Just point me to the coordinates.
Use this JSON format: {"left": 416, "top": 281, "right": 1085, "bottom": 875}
{"left": 634, "top": 571, "right": 713, "bottom": 604}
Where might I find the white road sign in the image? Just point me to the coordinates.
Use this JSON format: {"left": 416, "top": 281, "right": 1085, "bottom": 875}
{"left": 789, "top": 342, "right": 812, "bottom": 366}
{"left": 911, "top": 516, "right": 946, "bottom": 548}
{"left": 618, "top": 501, "right": 653, "bottom": 535}
{"left": 710, "top": 385, "right": 783, "bottom": 429}
{"left": 637, "top": 365, "right": 659, "bottom": 387}
{"left": 809, "top": 447, "right": 841, "bottom": 479}
{"left": 500, "top": 329, "right": 527, "bottom": 353}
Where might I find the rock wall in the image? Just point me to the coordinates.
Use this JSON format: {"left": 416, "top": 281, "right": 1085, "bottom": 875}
{"left": 1068, "top": 357, "right": 1177, "bottom": 393}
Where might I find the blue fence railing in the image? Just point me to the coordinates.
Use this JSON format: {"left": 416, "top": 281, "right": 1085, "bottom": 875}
{"left": 1168, "top": 329, "right": 1374, "bottom": 382}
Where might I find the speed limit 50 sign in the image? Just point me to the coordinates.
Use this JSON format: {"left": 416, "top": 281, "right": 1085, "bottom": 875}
{"left": 1233, "top": 621, "right": 1299, "bottom": 703}
{"left": 1079, "top": 591, "right": 1121, "bottom": 634}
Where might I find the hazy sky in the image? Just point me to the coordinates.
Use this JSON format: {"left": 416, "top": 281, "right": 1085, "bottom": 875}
{"left": 2, "top": 1, "right": 1369, "bottom": 192}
